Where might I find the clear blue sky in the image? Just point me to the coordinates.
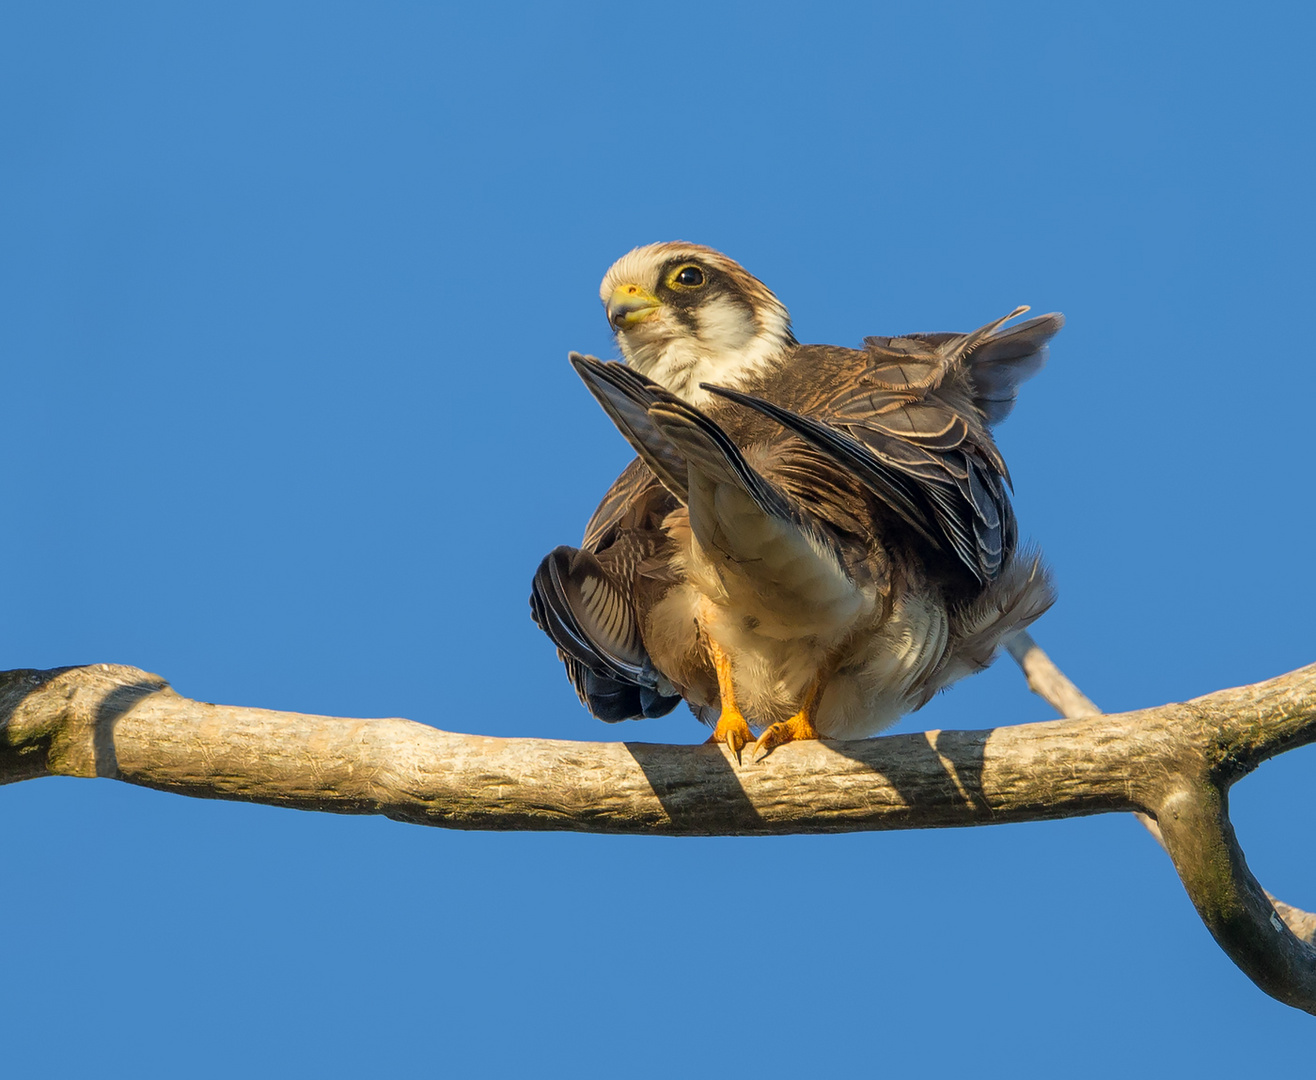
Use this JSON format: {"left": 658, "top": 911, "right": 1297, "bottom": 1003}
{"left": 3, "top": 2, "right": 1314, "bottom": 1074}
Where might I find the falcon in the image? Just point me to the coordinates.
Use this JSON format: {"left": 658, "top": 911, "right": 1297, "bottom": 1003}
{"left": 530, "top": 242, "right": 1060, "bottom": 761}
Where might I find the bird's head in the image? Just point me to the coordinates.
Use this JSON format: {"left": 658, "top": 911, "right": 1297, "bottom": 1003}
{"left": 599, "top": 242, "right": 795, "bottom": 401}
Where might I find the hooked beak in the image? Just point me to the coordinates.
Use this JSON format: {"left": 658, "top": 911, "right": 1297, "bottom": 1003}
{"left": 606, "top": 283, "right": 661, "bottom": 329}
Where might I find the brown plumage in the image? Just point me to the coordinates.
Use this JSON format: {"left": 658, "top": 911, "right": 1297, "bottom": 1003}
{"left": 531, "top": 243, "right": 1060, "bottom": 757}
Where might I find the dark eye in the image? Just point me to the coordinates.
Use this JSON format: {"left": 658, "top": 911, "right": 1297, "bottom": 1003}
{"left": 674, "top": 265, "right": 704, "bottom": 287}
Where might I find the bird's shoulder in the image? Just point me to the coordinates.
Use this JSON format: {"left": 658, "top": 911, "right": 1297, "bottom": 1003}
{"left": 720, "top": 337, "right": 990, "bottom": 450}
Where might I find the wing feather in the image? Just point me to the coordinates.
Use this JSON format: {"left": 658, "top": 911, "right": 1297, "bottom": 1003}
{"left": 529, "top": 544, "right": 680, "bottom": 722}
{"left": 704, "top": 308, "right": 1059, "bottom": 583}
{"left": 582, "top": 457, "right": 670, "bottom": 553}
{"left": 569, "top": 353, "right": 691, "bottom": 501}
{"left": 696, "top": 384, "right": 945, "bottom": 551}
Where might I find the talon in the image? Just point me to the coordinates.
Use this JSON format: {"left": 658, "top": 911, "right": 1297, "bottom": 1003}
{"left": 708, "top": 708, "right": 753, "bottom": 765}
{"left": 749, "top": 726, "right": 778, "bottom": 764}
{"left": 750, "top": 710, "right": 821, "bottom": 763}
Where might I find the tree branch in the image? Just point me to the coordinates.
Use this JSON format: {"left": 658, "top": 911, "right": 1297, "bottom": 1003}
{"left": 1005, "top": 630, "right": 1101, "bottom": 717}
{"left": 2, "top": 654, "right": 1314, "bottom": 1011}
{"left": 1004, "top": 631, "right": 1316, "bottom": 1011}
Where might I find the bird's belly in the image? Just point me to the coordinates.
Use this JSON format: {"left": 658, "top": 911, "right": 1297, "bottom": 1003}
{"left": 686, "top": 516, "right": 871, "bottom": 640}
{"left": 721, "top": 627, "right": 836, "bottom": 728}
{"left": 648, "top": 523, "right": 948, "bottom": 734}
{"left": 678, "top": 532, "right": 882, "bottom": 728}
{"left": 814, "top": 590, "right": 951, "bottom": 740}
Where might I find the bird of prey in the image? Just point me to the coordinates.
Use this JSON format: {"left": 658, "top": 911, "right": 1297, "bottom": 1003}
{"left": 531, "top": 242, "right": 1060, "bottom": 761}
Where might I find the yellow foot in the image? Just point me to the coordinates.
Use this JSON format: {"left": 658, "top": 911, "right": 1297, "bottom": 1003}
{"left": 706, "top": 708, "right": 754, "bottom": 763}
{"left": 751, "top": 711, "right": 821, "bottom": 763}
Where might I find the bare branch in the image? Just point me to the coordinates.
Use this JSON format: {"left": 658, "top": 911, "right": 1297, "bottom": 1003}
{"left": 0, "top": 663, "right": 1161, "bottom": 832}
{"left": 2, "top": 657, "right": 1314, "bottom": 1012}
{"left": 1001, "top": 633, "right": 1316, "bottom": 1012}
{"left": 1006, "top": 630, "right": 1101, "bottom": 717}
{"left": 1006, "top": 630, "right": 1166, "bottom": 845}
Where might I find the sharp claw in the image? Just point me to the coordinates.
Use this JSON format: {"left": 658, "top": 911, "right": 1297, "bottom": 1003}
{"left": 709, "top": 711, "right": 753, "bottom": 765}
{"left": 749, "top": 715, "right": 820, "bottom": 763}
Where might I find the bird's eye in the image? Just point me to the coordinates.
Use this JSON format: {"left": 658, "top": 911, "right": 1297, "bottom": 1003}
{"left": 672, "top": 265, "right": 705, "bottom": 288}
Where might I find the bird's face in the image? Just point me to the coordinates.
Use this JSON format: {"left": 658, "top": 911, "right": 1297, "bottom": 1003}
{"left": 598, "top": 242, "right": 794, "bottom": 401}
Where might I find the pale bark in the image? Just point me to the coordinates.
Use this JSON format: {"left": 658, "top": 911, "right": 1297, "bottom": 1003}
{"left": 1, "top": 651, "right": 1313, "bottom": 1013}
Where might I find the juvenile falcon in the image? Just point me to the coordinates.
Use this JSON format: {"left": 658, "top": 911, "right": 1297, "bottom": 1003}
{"left": 530, "top": 242, "right": 1060, "bottom": 761}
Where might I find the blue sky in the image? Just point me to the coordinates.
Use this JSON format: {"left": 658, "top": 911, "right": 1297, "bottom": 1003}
{"left": 3, "top": 2, "right": 1314, "bottom": 1074}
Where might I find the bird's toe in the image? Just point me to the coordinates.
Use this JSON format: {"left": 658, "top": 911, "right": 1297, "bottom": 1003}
{"left": 707, "top": 708, "right": 754, "bottom": 765}
{"left": 750, "top": 711, "right": 822, "bottom": 763}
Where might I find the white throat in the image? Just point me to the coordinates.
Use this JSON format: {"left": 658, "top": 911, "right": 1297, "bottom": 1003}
{"left": 620, "top": 297, "right": 792, "bottom": 406}
{"left": 628, "top": 338, "right": 785, "bottom": 407}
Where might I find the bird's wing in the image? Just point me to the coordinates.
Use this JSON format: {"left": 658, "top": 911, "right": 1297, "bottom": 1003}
{"left": 572, "top": 355, "right": 861, "bottom": 616}
{"left": 707, "top": 380, "right": 1008, "bottom": 582}
{"left": 864, "top": 311, "right": 1064, "bottom": 426}
{"left": 533, "top": 360, "right": 689, "bottom": 722}
{"left": 530, "top": 542, "right": 680, "bottom": 722}
{"left": 572, "top": 353, "right": 785, "bottom": 515}
{"left": 569, "top": 353, "right": 690, "bottom": 501}
{"left": 700, "top": 387, "right": 946, "bottom": 551}
{"left": 705, "top": 309, "right": 1059, "bottom": 583}
{"left": 581, "top": 456, "right": 671, "bottom": 553}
